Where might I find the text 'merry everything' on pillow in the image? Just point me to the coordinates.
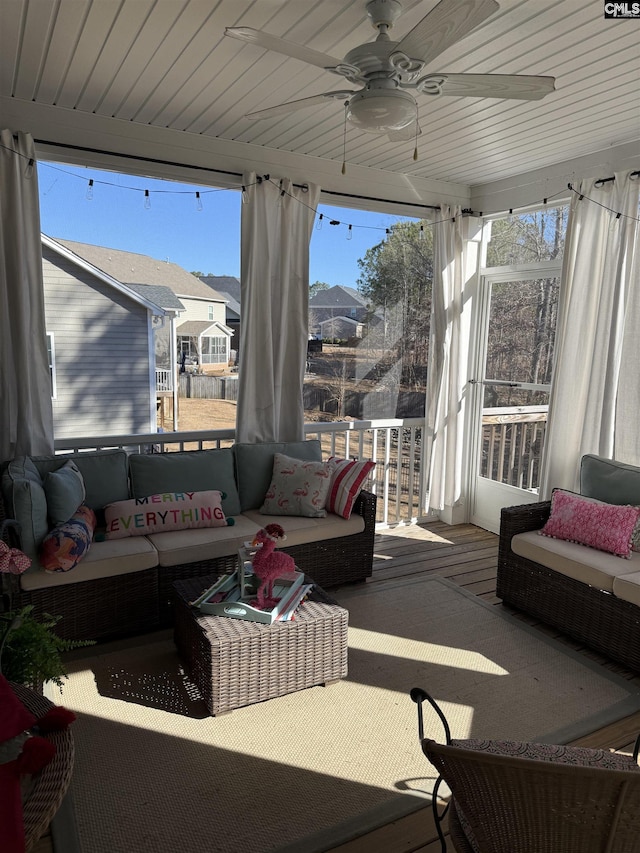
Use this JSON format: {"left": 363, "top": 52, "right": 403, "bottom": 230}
{"left": 43, "top": 459, "right": 86, "bottom": 525}
{"left": 326, "top": 457, "right": 376, "bottom": 519}
{"left": 539, "top": 489, "right": 640, "bottom": 558}
{"left": 39, "top": 505, "right": 97, "bottom": 572}
{"left": 260, "top": 454, "right": 334, "bottom": 518}
{"left": 104, "top": 491, "right": 232, "bottom": 539}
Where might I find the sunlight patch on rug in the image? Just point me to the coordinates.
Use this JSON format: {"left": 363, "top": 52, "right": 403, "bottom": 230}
{"left": 51, "top": 576, "right": 640, "bottom": 853}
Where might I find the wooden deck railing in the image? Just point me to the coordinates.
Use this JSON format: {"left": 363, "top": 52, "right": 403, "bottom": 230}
{"left": 54, "top": 418, "right": 427, "bottom": 526}
{"left": 53, "top": 408, "right": 548, "bottom": 525}
{"left": 480, "top": 406, "right": 547, "bottom": 491}
{"left": 155, "top": 369, "right": 173, "bottom": 392}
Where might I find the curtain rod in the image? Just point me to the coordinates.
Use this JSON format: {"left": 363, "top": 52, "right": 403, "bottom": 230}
{"left": 32, "top": 138, "right": 440, "bottom": 212}
{"left": 595, "top": 170, "right": 639, "bottom": 187}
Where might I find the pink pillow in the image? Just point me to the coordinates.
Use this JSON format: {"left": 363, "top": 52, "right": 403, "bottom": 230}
{"left": 105, "top": 491, "right": 232, "bottom": 539}
{"left": 539, "top": 490, "right": 640, "bottom": 558}
{"left": 325, "top": 457, "right": 375, "bottom": 519}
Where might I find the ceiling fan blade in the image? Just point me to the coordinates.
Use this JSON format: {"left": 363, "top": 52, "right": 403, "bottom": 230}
{"left": 245, "top": 91, "right": 356, "bottom": 120}
{"left": 395, "top": 0, "right": 499, "bottom": 67}
{"left": 387, "top": 121, "right": 422, "bottom": 142}
{"left": 225, "top": 27, "right": 343, "bottom": 71}
{"left": 438, "top": 73, "right": 555, "bottom": 100}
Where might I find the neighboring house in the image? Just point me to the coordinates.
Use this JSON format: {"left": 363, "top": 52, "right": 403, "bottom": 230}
{"left": 55, "top": 239, "right": 233, "bottom": 375}
{"left": 319, "top": 316, "right": 364, "bottom": 340}
{"left": 199, "top": 275, "right": 241, "bottom": 360}
{"left": 42, "top": 235, "right": 173, "bottom": 439}
{"left": 309, "top": 286, "right": 371, "bottom": 339}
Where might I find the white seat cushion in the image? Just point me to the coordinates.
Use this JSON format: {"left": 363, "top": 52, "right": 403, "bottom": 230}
{"left": 148, "top": 514, "right": 260, "bottom": 567}
{"left": 612, "top": 571, "right": 640, "bottom": 607}
{"left": 21, "top": 535, "right": 158, "bottom": 590}
{"left": 243, "top": 508, "right": 364, "bottom": 547}
{"left": 511, "top": 530, "right": 640, "bottom": 592}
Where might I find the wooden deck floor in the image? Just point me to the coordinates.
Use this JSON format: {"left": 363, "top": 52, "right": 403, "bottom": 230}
{"left": 328, "top": 520, "right": 640, "bottom": 853}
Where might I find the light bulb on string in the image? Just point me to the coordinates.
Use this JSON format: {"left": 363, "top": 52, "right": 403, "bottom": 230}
{"left": 195, "top": 191, "right": 203, "bottom": 211}
{"left": 241, "top": 185, "right": 248, "bottom": 204}
{"left": 316, "top": 213, "right": 323, "bottom": 231}
{"left": 86, "top": 179, "right": 94, "bottom": 200}
{"left": 419, "top": 223, "right": 424, "bottom": 241}
{"left": 144, "top": 189, "right": 151, "bottom": 209}
{"left": 24, "top": 158, "right": 35, "bottom": 179}
{"left": 347, "top": 224, "right": 353, "bottom": 241}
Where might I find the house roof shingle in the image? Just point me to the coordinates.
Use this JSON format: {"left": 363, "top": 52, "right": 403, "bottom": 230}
{"left": 309, "top": 285, "right": 368, "bottom": 308}
{"left": 127, "top": 284, "right": 185, "bottom": 311}
{"left": 54, "top": 239, "right": 225, "bottom": 302}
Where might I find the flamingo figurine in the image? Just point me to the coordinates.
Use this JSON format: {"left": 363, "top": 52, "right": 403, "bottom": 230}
{"left": 251, "top": 523, "right": 296, "bottom": 609}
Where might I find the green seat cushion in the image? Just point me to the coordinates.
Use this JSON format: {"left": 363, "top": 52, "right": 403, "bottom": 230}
{"left": 580, "top": 455, "right": 640, "bottom": 506}
{"left": 234, "top": 440, "right": 323, "bottom": 511}
{"left": 128, "top": 449, "right": 241, "bottom": 518}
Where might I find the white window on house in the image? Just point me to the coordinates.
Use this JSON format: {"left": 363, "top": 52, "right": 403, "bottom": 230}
{"left": 46, "top": 333, "right": 57, "bottom": 398}
{"left": 208, "top": 305, "right": 215, "bottom": 320}
{"left": 201, "top": 336, "right": 228, "bottom": 364}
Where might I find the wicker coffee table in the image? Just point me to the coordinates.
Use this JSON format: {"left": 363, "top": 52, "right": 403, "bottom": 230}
{"left": 173, "top": 575, "right": 348, "bottom": 715}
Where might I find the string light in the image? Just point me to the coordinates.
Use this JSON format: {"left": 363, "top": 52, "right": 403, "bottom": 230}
{"left": 419, "top": 224, "right": 424, "bottom": 241}
{"left": 3, "top": 145, "right": 636, "bottom": 236}
{"left": 347, "top": 224, "right": 353, "bottom": 240}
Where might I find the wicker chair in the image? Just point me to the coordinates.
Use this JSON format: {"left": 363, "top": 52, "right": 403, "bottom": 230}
{"left": 12, "top": 683, "right": 75, "bottom": 852}
{"left": 410, "top": 687, "right": 640, "bottom": 853}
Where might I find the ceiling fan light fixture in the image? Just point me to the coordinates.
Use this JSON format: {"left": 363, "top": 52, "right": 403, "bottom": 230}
{"left": 347, "top": 87, "right": 415, "bottom": 132}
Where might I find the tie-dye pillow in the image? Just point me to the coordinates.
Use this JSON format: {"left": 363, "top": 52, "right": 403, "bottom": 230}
{"left": 39, "top": 505, "right": 97, "bottom": 572}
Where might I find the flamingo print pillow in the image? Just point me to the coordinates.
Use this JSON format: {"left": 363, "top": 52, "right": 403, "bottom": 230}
{"left": 260, "top": 453, "right": 335, "bottom": 518}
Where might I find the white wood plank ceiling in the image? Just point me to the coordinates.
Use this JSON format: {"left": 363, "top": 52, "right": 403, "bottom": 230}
{"left": 1, "top": 0, "right": 638, "bottom": 190}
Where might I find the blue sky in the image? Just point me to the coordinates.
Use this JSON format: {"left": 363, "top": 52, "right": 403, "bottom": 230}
{"left": 37, "top": 161, "right": 416, "bottom": 290}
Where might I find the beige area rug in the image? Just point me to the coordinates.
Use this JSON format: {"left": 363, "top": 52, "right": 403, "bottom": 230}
{"left": 50, "top": 577, "right": 640, "bottom": 853}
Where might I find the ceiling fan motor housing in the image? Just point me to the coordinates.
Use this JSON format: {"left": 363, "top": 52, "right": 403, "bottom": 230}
{"left": 347, "top": 82, "right": 416, "bottom": 132}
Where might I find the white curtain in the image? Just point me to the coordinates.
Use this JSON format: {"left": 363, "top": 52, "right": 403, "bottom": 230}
{"left": 425, "top": 206, "right": 474, "bottom": 516}
{"left": 0, "top": 130, "right": 53, "bottom": 463}
{"left": 540, "top": 170, "right": 640, "bottom": 497}
{"left": 237, "top": 173, "right": 320, "bottom": 444}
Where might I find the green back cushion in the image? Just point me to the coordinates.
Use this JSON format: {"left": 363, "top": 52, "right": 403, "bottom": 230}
{"left": 128, "top": 449, "right": 241, "bottom": 517}
{"left": 234, "top": 440, "right": 323, "bottom": 511}
{"left": 1, "top": 457, "right": 48, "bottom": 560}
{"left": 32, "top": 450, "right": 130, "bottom": 512}
{"left": 580, "top": 454, "right": 640, "bottom": 506}
{"left": 43, "top": 460, "right": 86, "bottom": 524}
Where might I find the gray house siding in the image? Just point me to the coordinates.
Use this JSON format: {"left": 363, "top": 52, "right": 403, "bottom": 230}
{"left": 42, "top": 246, "right": 154, "bottom": 439}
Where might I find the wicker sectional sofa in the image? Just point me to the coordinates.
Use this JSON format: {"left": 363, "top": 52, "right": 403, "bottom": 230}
{"left": 1, "top": 440, "right": 376, "bottom": 642}
{"left": 497, "top": 454, "right": 640, "bottom": 672}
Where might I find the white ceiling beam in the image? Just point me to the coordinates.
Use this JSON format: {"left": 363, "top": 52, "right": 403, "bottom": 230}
{"left": 471, "top": 140, "right": 640, "bottom": 215}
{"left": 2, "top": 97, "right": 470, "bottom": 217}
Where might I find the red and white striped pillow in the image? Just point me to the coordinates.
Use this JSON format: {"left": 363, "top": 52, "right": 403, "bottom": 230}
{"left": 325, "top": 457, "right": 375, "bottom": 519}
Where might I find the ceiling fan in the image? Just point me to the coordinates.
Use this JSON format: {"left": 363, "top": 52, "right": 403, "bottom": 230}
{"left": 225, "top": 0, "right": 555, "bottom": 141}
